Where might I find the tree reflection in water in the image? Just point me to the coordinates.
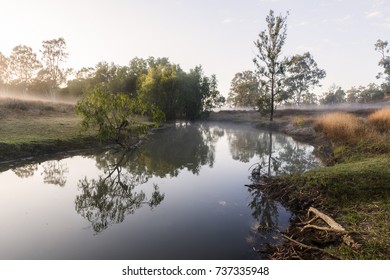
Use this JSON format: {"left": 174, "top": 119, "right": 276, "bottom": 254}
{"left": 12, "top": 164, "right": 38, "bottom": 178}
{"left": 225, "top": 127, "right": 319, "bottom": 248}
{"left": 245, "top": 186, "right": 284, "bottom": 251}
{"left": 76, "top": 152, "right": 165, "bottom": 234}
{"left": 248, "top": 187, "right": 279, "bottom": 231}
{"left": 226, "top": 128, "right": 319, "bottom": 177}
{"left": 41, "top": 161, "right": 69, "bottom": 187}
{"left": 275, "top": 140, "right": 319, "bottom": 175}
{"left": 12, "top": 161, "right": 69, "bottom": 187}
{"left": 75, "top": 124, "right": 221, "bottom": 234}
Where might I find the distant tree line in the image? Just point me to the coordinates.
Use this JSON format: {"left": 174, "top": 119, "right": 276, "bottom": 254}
{"left": 319, "top": 83, "right": 387, "bottom": 105}
{"left": 228, "top": 10, "right": 390, "bottom": 120}
{"left": 0, "top": 39, "right": 225, "bottom": 122}
{"left": 0, "top": 38, "right": 70, "bottom": 99}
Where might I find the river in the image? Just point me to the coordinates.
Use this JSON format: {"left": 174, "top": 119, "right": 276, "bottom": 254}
{"left": 0, "top": 122, "right": 319, "bottom": 259}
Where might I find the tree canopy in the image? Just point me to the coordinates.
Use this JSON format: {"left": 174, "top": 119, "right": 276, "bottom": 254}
{"left": 375, "top": 39, "right": 390, "bottom": 96}
{"left": 227, "top": 70, "right": 260, "bottom": 108}
{"left": 253, "top": 10, "right": 288, "bottom": 121}
{"left": 40, "top": 37, "right": 71, "bottom": 99}
{"left": 284, "top": 52, "right": 326, "bottom": 106}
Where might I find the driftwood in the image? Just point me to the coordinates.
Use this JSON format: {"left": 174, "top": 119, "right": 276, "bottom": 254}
{"left": 301, "top": 207, "right": 360, "bottom": 248}
{"left": 301, "top": 207, "right": 346, "bottom": 232}
{"left": 275, "top": 206, "right": 360, "bottom": 259}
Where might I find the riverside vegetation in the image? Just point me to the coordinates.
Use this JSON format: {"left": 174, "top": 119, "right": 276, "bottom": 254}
{"left": 250, "top": 108, "right": 390, "bottom": 259}
{"left": 1, "top": 9, "right": 389, "bottom": 260}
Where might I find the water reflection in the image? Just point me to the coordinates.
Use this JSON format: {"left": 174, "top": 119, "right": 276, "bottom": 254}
{"left": 12, "top": 161, "right": 69, "bottom": 187}
{"left": 225, "top": 128, "right": 319, "bottom": 177}
{"left": 75, "top": 124, "right": 319, "bottom": 234}
{"left": 0, "top": 123, "right": 320, "bottom": 259}
{"left": 75, "top": 124, "right": 221, "bottom": 233}
{"left": 276, "top": 140, "right": 320, "bottom": 174}
{"left": 139, "top": 123, "right": 219, "bottom": 176}
{"left": 76, "top": 151, "right": 165, "bottom": 233}
{"left": 12, "top": 163, "right": 38, "bottom": 178}
{"left": 248, "top": 187, "right": 279, "bottom": 231}
{"left": 42, "top": 161, "right": 69, "bottom": 187}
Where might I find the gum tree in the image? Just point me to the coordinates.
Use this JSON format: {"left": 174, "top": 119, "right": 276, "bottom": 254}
{"left": 375, "top": 39, "right": 390, "bottom": 95}
{"left": 253, "top": 10, "right": 288, "bottom": 121}
{"left": 9, "top": 45, "right": 41, "bottom": 94}
{"left": 227, "top": 70, "right": 260, "bottom": 108}
{"left": 40, "top": 37, "right": 71, "bottom": 99}
{"left": 284, "top": 52, "right": 326, "bottom": 106}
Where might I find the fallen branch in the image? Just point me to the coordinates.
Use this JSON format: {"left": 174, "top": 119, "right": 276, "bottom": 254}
{"left": 301, "top": 207, "right": 360, "bottom": 248}
{"left": 306, "top": 207, "right": 346, "bottom": 231}
{"left": 282, "top": 234, "right": 340, "bottom": 260}
{"left": 301, "top": 224, "right": 346, "bottom": 233}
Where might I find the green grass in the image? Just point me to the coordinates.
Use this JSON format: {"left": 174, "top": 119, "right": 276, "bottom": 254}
{"left": 0, "top": 98, "right": 98, "bottom": 161}
{"left": 0, "top": 97, "right": 153, "bottom": 161}
{"left": 0, "top": 115, "right": 90, "bottom": 144}
{"left": 304, "top": 155, "right": 390, "bottom": 259}
{"left": 303, "top": 156, "right": 390, "bottom": 205}
{"left": 273, "top": 110, "right": 390, "bottom": 259}
{"left": 274, "top": 155, "right": 390, "bottom": 259}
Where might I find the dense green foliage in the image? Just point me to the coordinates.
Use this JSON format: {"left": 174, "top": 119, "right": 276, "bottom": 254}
{"left": 138, "top": 63, "right": 224, "bottom": 120}
{"left": 0, "top": 40, "right": 224, "bottom": 121}
{"left": 227, "top": 70, "right": 260, "bottom": 108}
{"left": 75, "top": 87, "right": 145, "bottom": 146}
{"left": 73, "top": 57, "right": 224, "bottom": 122}
{"left": 73, "top": 57, "right": 225, "bottom": 145}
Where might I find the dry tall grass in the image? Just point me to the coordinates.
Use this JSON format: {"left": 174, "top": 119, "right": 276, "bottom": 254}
{"left": 315, "top": 109, "right": 390, "bottom": 150}
{"left": 367, "top": 108, "right": 390, "bottom": 133}
{"left": 314, "top": 112, "right": 365, "bottom": 143}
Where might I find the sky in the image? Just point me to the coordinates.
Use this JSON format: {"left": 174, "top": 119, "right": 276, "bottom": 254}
{"left": 1, "top": 0, "right": 390, "bottom": 97}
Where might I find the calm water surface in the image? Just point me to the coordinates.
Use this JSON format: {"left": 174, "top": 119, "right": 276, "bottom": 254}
{"left": 0, "top": 122, "right": 319, "bottom": 259}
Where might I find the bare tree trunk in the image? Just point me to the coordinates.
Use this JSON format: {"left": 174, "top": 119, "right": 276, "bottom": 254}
{"left": 270, "top": 75, "right": 274, "bottom": 121}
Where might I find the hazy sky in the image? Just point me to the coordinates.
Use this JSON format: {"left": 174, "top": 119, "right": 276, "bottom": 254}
{"left": 1, "top": 0, "right": 389, "bottom": 96}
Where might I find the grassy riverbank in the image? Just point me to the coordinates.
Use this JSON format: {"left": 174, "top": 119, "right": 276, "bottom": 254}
{"left": 0, "top": 98, "right": 99, "bottom": 162}
{"left": 249, "top": 108, "right": 390, "bottom": 259}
